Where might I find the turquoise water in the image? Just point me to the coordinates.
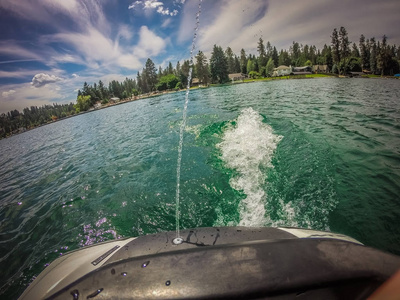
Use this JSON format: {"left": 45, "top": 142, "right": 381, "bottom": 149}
{"left": 1, "top": 78, "right": 400, "bottom": 298}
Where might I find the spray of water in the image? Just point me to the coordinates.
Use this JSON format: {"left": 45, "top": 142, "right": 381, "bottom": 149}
{"left": 174, "top": 0, "right": 202, "bottom": 242}
{"left": 217, "top": 108, "right": 283, "bottom": 226}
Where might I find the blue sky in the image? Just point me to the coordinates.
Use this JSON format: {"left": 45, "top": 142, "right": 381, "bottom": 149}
{"left": 0, "top": 0, "right": 399, "bottom": 113}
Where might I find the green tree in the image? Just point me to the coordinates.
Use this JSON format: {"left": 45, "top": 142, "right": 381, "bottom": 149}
{"left": 156, "top": 74, "right": 179, "bottom": 91}
{"left": 132, "top": 88, "right": 139, "bottom": 96}
{"left": 210, "top": 45, "right": 229, "bottom": 83}
{"left": 359, "top": 34, "right": 369, "bottom": 70}
{"left": 180, "top": 60, "right": 191, "bottom": 87}
{"left": 331, "top": 28, "right": 340, "bottom": 73}
{"left": 370, "top": 38, "right": 377, "bottom": 74}
{"left": 278, "top": 50, "right": 291, "bottom": 66}
{"left": 74, "top": 95, "right": 91, "bottom": 113}
{"left": 378, "top": 35, "right": 391, "bottom": 75}
{"left": 248, "top": 71, "right": 260, "bottom": 79}
{"left": 265, "top": 58, "right": 275, "bottom": 77}
{"left": 290, "top": 41, "right": 301, "bottom": 65}
{"left": 348, "top": 57, "right": 362, "bottom": 72}
{"left": 272, "top": 47, "right": 279, "bottom": 67}
{"left": 257, "top": 38, "right": 267, "bottom": 73}
{"left": 351, "top": 42, "right": 360, "bottom": 57}
{"left": 143, "top": 58, "right": 158, "bottom": 92}
{"left": 225, "top": 47, "right": 235, "bottom": 74}
{"left": 195, "top": 51, "right": 210, "bottom": 85}
{"left": 246, "top": 59, "right": 255, "bottom": 73}
{"left": 339, "top": 26, "right": 351, "bottom": 74}
{"left": 240, "top": 49, "right": 247, "bottom": 73}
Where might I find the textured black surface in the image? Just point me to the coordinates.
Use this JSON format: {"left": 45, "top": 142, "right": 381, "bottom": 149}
{"left": 45, "top": 227, "right": 400, "bottom": 299}
{"left": 107, "top": 227, "right": 296, "bottom": 264}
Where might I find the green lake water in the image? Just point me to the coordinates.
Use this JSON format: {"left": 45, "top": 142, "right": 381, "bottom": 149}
{"left": 1, "top": 78, "right": 400, "bottom": 298}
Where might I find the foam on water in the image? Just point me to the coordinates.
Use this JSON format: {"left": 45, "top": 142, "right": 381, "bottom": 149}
{"left": 217, "top": 108, "right": 283, "bottom": 226}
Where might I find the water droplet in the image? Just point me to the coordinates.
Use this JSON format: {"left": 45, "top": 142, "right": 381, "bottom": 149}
{"left": 121, "top": 272, "right": 127, "bottom": 276}
{"left": 111, "top": 268, "right": 115, "bottom": 275}
{"left": 165, "top": 280, "right": 171, "bottom": 286}
{"left": 142, "top": 261, "right": 150, "bottom": 268}
{"left": 86, "top": 288, "right": 103, "bottom": 299}
{"left": 173, "top": 237, "right": 183, "bottom": 245}
{"left": 70, "top": 289, "right": 79, "bottom": 299}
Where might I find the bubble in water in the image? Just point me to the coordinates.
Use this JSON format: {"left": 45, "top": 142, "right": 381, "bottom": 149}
{"left": 165, "top": 280, "right": 171, "bottom": 286}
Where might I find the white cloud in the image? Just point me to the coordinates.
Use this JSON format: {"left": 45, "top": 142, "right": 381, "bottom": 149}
{"left": 157, "top": 6, "right": 178, "bottom": 16}
{"left": 129, "top": 0, "right": 180, "bottom": 16}
{"left": 144, "top": 1, "right": 163, "bottom": 9}
{"left": 31, "top": 73, "right": 63, "bottom": 88}
{"left": 133, "top": 26, "right": 167, "bottom": 59}
{"left": 72, "top": 73, "right": 79, "bottom": 78}
{"left": 2, "top": 90, "right": 16, "bottom": 98}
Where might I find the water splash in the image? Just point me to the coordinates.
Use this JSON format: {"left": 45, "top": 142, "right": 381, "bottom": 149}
{"left": 217, "top": 108, "right": 283, "bottom": 226}
{"left": 175, "top": 0, "right": 202, "bottom": 239}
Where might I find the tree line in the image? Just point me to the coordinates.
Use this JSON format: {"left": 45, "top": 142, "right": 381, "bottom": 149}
{"left": 0, "top": 103, "right": 76, "bottom": 138}
{"left": 75, "top": 26, "right": 400, "bottom": 107}
{"left": 2, "top": 26, "right": 400, "bottom": 138}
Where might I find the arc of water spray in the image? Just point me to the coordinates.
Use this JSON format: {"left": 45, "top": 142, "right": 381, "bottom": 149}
{"left": 174, "top": 0, "right": 202, "bottom": 245}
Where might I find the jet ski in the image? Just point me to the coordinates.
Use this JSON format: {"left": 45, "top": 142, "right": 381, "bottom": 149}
{"left": 18, "top": 226, "right": 400, "bottom": 299}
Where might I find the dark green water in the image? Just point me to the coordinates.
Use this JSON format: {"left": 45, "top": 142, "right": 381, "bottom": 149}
{"left": 1, "top": 78, "right": 400, "bottom": 298}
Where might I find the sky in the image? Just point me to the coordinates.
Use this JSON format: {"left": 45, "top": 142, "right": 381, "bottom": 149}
{"left": 0, "top": 0, "right": 399, "bottom": 114}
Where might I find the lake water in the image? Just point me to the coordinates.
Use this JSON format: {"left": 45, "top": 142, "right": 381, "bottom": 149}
{"left": 1, "top": 78, "right": 400, "bottom": 298}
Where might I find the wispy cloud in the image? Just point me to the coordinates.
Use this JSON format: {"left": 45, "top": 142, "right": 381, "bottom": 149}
{"left": 133, "top": 26, "right": 167, "bottom": 59}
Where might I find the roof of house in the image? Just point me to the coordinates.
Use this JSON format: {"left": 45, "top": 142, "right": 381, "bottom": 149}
{"left": 274, "top": 65, "right": 291, "bottom": 70}
{"left": 228, "top": 73, "right": 246, "bottom": 78}
{"left": 192, "top": 78, "right": 200, "bottom": 83}
{"left": 294, "top": 66, "right": 311, "bottom": 70}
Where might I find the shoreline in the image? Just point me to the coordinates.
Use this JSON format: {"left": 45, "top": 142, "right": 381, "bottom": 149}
{"left": 1, "top": 75, "right": 398, "bottom": 140}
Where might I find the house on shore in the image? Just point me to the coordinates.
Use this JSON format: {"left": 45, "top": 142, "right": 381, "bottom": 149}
{"left": 229, "top": 73, "right": 247, "bottom": 81}
{"left": 109, "top": 97, "right": 120, "bottom": 103}
{"left": 293, "top": 66, "right": 312, "bottom": 73}
{"left": 272, "top": 66, "right": 292, "bottom": 77}
{"left": 292, "top": 66, "right": 312, "bottom": 75}
{"left": 312, "top": 65, "right": 330, "bottom": 73}
{"left": 192, "top": 78, "right": 200, "bottom": 87}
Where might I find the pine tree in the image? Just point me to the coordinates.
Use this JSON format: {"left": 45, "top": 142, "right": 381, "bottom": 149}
{"left": 210, "top": 45, "right": 229, "bottom": 83}
{"left": 257, "top": 38, "right": 267, "bottom": 72}
{"left": 240, "top": 49, "right": 247, "bottom": 73}
{"left": 143, "top": 58, "right": 157, "bottom": 92}
{"left": 195, "top": 51, "right": 210, "bottom": 85}
{"left": 225, "top": 47, "right": 235, "bottom": 74}
{"left": 331, "top": 28, "right": 340, "bottom": 73}
{"left": 339, "top": 26, "right": 351, "bottom": 74}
